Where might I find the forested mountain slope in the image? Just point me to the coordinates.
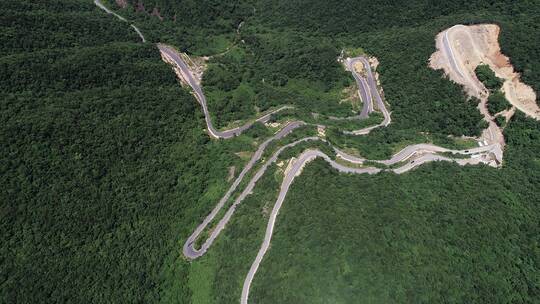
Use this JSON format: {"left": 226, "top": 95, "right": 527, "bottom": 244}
{"left": 1, "top": 1, "right": 240, "bottom": 302}
{"left": 1, "top": 0, "right": 539, "bottom": 303}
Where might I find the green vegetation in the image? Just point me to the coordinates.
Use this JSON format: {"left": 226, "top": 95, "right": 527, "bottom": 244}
{"left": 198, "top": 1, "right": 540, "bottom": 303}
{"left": 250, "top": 113, "right": 540, "bottom": 304}
{"left": 326, "top": 125, "right": 484, "bottom": 160}
{"left": 0, "top": 1, "right": 257, "bottom": 303}
{"left": 323, "top": 113, "right": 384, "bottom": 132}
{"left": 2, "top": 0, "right": 540, "bottom": 303}
{"left": 488, "top": 91, "right": 510, "bottom": 115}
{"left": 101, "top": 0, "right": 251, "bottom": 55}
{"left": 495, "top": 115, "right": 507, "bottom": 127}
{"left": 202, "top": 34, "right": 353, "bottom": 128}
{"left": 476, "top": 64, "right": 504, "bottom": 91}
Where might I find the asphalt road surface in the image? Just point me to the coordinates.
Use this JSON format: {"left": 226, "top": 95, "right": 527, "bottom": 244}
{"left": 240, "top": 141, "right": 501, "bottom": 304}
{"left": 93, "top": 8, "right": 505, "bottom": 303}
{"left": 241, "top": 149, "right": 381, "bottom": 304}
{"left": 344, "top": 57, "right": 392, "bottom": 135}
{"left": 443, "top": 27, "right": 466, "bottom": 79}
{"left": 158, "top": 44, "right": 291, "bottom": 139}
{"left": 158, "top": 48, "right": 503, "bottom": 302}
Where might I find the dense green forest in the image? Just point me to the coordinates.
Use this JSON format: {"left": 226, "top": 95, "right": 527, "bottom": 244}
{"left": 476, "top": 64, "right": 504, "bottom": 91}
{"left": 488, "top": 91, "right": 510, "bottom": 116}
{"left": 249, "top": 113, "right": 540, "bottom": 304}
{"left": 0, "top": 1, "right": 256, "bottom": 303}
{"left": 1, "top": 0, "right": 539, "bottom": 304}
{"left": 101, "top": 0, "right": 540, "bottom": 140}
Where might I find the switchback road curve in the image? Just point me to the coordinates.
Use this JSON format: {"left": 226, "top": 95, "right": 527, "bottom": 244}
{"left": 93, "top": 7, "right": 504, "bottom": 303}
{"left": 159, "top": 44, "right": 291, "bottom": 139}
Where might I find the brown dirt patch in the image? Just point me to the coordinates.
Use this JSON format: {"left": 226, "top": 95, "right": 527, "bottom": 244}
{"left": 430, "top": 24, "right": 539, "bottom": 119}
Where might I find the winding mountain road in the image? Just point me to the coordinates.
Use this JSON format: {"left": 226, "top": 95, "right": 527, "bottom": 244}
{"left": 94, "top": 7, "right": 505, "bottom": 303}
{"left": 158, "top": 44, "right": 291, "bottom": 139}
{"left": 182, "top": 121, "right": 306, "bottom": 258}
{"left": 157, "top": 44, "right": 503, "bottom": 303}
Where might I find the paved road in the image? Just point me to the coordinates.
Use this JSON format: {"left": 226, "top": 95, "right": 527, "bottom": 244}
{"left": 345, "top": 58, "right": 373, "bottom": 118}
{"left": 92, "top": 8, "right": 505, "bottom": 301}
{"left": 330, "top": 57, "right": 385, "bottom": 130}
{"left": 158, "top": 44, "right": 291, "bottom": 139}
{"left": 377, "top": 143, "right": 501, "bottom": 165}
{"left": 335, "top": 142, "right": 502, "bottom": 169}
{"left": 164, "top": 51, "right": 504, "bottom": 302}
{"left": 130, "top": 25, "right": 146, "bottom": 43}
{"left": 442, "top": 27, "right": 466, "bottom": 79}
{"left": 241, "top": 149, "right": 380, "bottom": 304}
{"left": 328, "top": 60, "right": 372, "bottom": 121}
{"left": 94, "top": 0, "right": 146, "bottom": 42}
{"left": 158, "top": 48, "right": 503, "bottom": 302}
{"left": 94, "top": 0, "right": 126, "bottom": 21}
{"left": 440, "top": 26, "right": 505, "bottom": 149}
{"left": 441, "top": 25, "right": 492, "bottom": 101}
{"left": 160, "top": 43, "right": 388, "bottom": 137}
{"left": 344, "top": 57, "right": 392, "bottom": 135}
{"left": 240, "top": 139, "right": 501, "bottom": 303}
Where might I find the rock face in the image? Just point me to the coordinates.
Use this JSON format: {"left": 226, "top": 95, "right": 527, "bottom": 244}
{"left": 430, "top": 24, "right": 539, "bottom": 119}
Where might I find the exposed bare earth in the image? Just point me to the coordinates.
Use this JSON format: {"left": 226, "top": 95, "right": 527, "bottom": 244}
{"left": 95, "top": 7, "right": 514, "bottom": 303}
{"left": 430, "top": 24, "right": 539, "bottom": 119}
{"left": 353, "top": 61, "right": 364, "bottom": 74}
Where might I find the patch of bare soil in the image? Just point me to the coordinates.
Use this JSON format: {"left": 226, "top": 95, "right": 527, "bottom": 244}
{"left": 115, "top": 0, "right": 128, "bottom": 8}
{"left": 369, "top": 57, "right": 380, "bottom": 70}
{"left": 227, "top": 166, "right": 235, "bottom": 182}
{"left": 430, "top": 24, "right": 539, "bottom": 119}
{"left": 353, "top": 61, "right": 364, "bottom": 74}
{"left": 265, "top": 122, "right": 281, "bottom": 129}
{"left": 235, "top": 151, "right": 253, "bottom": 161}
{"left": 369, "top": 57, "right": 387, "bottom": 103}
{"left": 317, "top": 126, "right": 326, "bottom": 138}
